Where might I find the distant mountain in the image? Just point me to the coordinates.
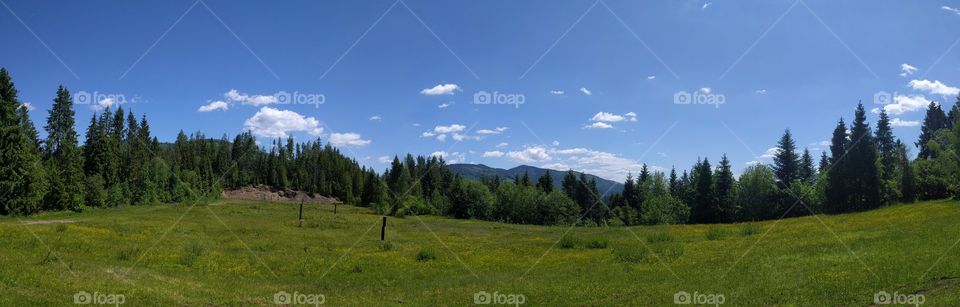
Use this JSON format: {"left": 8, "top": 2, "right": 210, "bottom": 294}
{"left": 448, "top": 164, "right": 624, "bottom": 197}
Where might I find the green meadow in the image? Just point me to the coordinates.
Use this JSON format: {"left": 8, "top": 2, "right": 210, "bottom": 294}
{"left": 1, "top": 199, "right": 959, "bottom": 306}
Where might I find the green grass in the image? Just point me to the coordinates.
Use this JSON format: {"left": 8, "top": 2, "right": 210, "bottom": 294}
{"left": 2, "top": 199, "right": 960, "bottom": 305}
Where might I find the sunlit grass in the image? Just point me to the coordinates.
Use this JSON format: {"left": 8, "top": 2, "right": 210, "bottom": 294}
{"left": 0, "top": 199, "right": 959, "bottom": 305}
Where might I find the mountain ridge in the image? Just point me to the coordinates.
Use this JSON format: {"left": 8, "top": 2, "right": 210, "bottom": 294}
{"left": 448, "top": 163, "right": 624, "bottom": 197}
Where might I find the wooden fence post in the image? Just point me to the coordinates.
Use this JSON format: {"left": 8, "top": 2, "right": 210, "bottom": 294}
{"left": 380, "top": 216, "right": 387, "bottom": 241}
{"left": 298, "top": 199, "right": 303, "bottom": 227}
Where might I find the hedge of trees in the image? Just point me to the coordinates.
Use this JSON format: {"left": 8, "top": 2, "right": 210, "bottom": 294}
{"left": 2, "top": 67, "right": 959, "bottom": 227}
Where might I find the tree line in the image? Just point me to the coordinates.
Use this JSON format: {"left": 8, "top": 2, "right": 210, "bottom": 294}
{"left": 1, "top": 67, "right": 959, "bottom": 227}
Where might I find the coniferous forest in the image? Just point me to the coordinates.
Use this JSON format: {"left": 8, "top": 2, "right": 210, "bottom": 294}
{"left": 2, "top": 67, "right": 960, "bottom": 226}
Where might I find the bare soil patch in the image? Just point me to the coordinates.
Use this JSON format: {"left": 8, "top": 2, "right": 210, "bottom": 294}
{"left": 221, "top": 185, "right": 342, "bottom": 205}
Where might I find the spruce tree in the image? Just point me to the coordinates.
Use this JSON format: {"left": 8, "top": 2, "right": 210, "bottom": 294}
{"left": 818, "top": 151, "right": 829, "bottom": 174}
{"left": 691, "top": 158, "right": 714, "bottom": 223}
{"left": 825, "top": 118, "right": 848, "bottom": 213}
{"left": 0, "top": 68, "right": 46, "bottom": 215}
{"left": 947, "top": 96, "right": 959, "bottom": 128}
{"left": 875, "top": 109, "right": 899, "bottom": 204}
{"left": 772, "top": 129, "right": 800, "bottom": 187}
{"left": 714, "top": 154, "right": 737, "bottom": 222}
{"left": 916, "top": 102, "right": 948, "bottom": 159}
{"left": 537, "top": 170, "right": 553, "bottom": 193}
{"left": 799, "top": 148, "right": 815, "bottom": 184}
{"left": 846, "top": 103, "right": 881, "bottom": 211}
{"left": 43, "top": 85, "right": 84, "bottom": 211}
{"left": 897, "top": 140, "right": 916, "bottom": 203}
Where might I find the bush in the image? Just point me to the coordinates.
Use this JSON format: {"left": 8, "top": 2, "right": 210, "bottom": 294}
{"left": 740, "top": 224, "right": 762, "bottom": 236}
{"left": 586, "top": 239, "right": 608, "bottom": 249}
{"left": 705, "top": 228, "right": 728, "bottom": 240}
{"left": 394, "top": 196, "right": 435, "bottom": 217}
{"left": 535, "top": 191, "right": 580, "bottom": 225}
{"left": 558, "top": 235, "right": 578, "bottom": 249}
{"left": 416, "top": 248, "right": 436, "bottom": 262}
{"left": 646, "top": 231, "right": 673, "bottom": 243}
{"left": 493, "top": 183, "right": 539, "bottom": 224}
{"left": 612, "top": 244, "right": 648, "bottom": 263}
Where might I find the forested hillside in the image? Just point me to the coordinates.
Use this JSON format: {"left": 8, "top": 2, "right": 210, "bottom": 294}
{"left": 2, "top": 67, "right": 959, "bottom": 227}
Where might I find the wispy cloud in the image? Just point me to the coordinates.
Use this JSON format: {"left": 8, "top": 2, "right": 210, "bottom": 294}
{"left": 420, "top": 83, "right": 461, "bottom": 95}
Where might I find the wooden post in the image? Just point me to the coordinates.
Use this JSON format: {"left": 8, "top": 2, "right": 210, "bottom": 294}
{"left": 334, "top": 203, "right": 338, "bottom": 214}
{"left": 298, "top": 199, "right": 303, "bottom": 227}
{"left": 380, "top": 216, "right": 387, "bottom": 241}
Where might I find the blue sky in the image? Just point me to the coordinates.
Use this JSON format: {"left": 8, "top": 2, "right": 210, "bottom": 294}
{"left": 3, "top": 0, "right": 959, "bottom": 181}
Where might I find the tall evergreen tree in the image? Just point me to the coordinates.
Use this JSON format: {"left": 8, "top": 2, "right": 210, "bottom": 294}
{"left": 537, "top": 170, "right": 553, "bottom": 193}
{"left": 875, "top": 109, "right": 900, "bottom": 204}
{"left": 714, "top": 154, "right": 737, "bottom": 222}
{"left": 691, "top": 158, "right": 714, "bottom": 223}
{"left": 818, "top": 151, "right": 829, "bottom": 174}
{"left": 799, "top": 148, "right": 815, "bottom": 184}
{"left": 947, "top": 97, "right": 959, "bottom": 128}
{"left": 0, "top": 68, "right": 46, "bottom": 215}
{"left": 43, "top": 85, "right": 84, "bottom": 211}
{"left": 772, "top": 129, "right": 800, "bottom": 187}
{"left": 916, "top": 101, "right": 949, "bottom": 159}
{"left": 825, "top": 118, "right": 849, "bottom": 213}
{"left": 846, "top": 103, "right": 881, "bottom": 211}
{"left": 897, "top": 140, "right": 916, "bottom": 203}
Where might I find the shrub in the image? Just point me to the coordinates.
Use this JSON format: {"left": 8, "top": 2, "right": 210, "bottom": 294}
{"left": 740, "top": 224, "right": 762, "bottom": 236}
{"left": 416, "top": 248, "right": 436, "bottom": 262}
{"left": 705, "top": 228, "right": 728, "bottom": 241}
{"left": 586, "top": 239, "right": 608, "bottom": 249}
{"left": 558, "top": 235, "right": 578, "bottom": 249}
{"left": 646, "top": 231, "right": 673, "bottom": 243}
{"left": 448, "top": 180, "right": 495, "bottom": 219}
{"left": 612, "top": 245, "right": 648, "bottom": 263}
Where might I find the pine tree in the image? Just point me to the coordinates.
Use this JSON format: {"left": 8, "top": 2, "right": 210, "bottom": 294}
{"left": 43, "top": 85, "right": 84, "bottom": 211}
{"left": 897, "top": 140, "right": 916, "bottom": 203}
{"left": 947, "top": 96, "right": 959, "bottom": 128}
{"left": 561, "top": 170, "right": 577, "bottom": 200}
{"left": 846, "top": 103, "right": 881, "bottom": 211}
{"left": 799, "top": 148, "right": 815, "bottom": 184}
{"left": 825, "top": 118, "right": 848, "bottom": 213}
{"left": 691, "top": 158, "right": 714, "bottom": 223}
{"left": 714, "top": 154, "right": 737, "bottom": 222}
{"left": 537, "top": 170, "right": 553, "bottom": 193}
{"left": 772, "top": 129, "right": 800, "bottom": 187}
{"left": 916, "top": 101, "right": 949, "bottom": 159}
{"left": 875, "top": 109, "right": 899, "bottom": 204}
{"left": 0, "top": 68, "right": 46, "bottom": 215}
{"left": 818, "top": 151, "right": 829, "bottom": 174}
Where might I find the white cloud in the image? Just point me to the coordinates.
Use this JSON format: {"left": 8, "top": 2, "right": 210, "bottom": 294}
{"left": 421, "top": 131, "right": 436, "bottom": 138}
{"left": 496, "top": 142, "right": 509, "bottom": 148}
{"left": 243, "top": 107, "right": 324, "bottom": 138}
{"left": 506, "top": 146, "right": 551, "bottom": 163}
{"left": 476, "top": 127, "right": 508, "bottom": 134}
{"left": 434, "top": 124, "right": 466, "bottom": 134}
{"left": 225, "top": 89, "right": 278, "bottom": 106}
{"left": 451, "top": 133, "right": 479, "bottom": 141}
{"left": 436, "top": 134, "right": 448, "bottom": 141}
{"left": 591, "top": 112, "right": 628, "bottom": 123}
{"left": 430, "top": 151, "right": 465, "bottom": 163}
{"left": 579, "top": 87, "right": 592, "bottom": 95}
{"left": 585, "top": 122, "right": 614, "bottom": 129}
{"left": 329, "top": 132, "right": 370, "bottom": 147}
{"left": 745, "top": 160, "right": 761, "bottom": 166}
{"left": 556, "top": 148, "right": 592, "bottom": 155}
{"left": 908, "top": 79, "right": 959, "bottom": 96}
{"left": 890, "top": 118, "right": 920, "bottom": 127}
{"left": 95, "top": 97, "right": 117, "bottom": 110}
{"left": 624, "top": 112, "right": 638, "bottom": 122}
{"left": 553, "top": 147, "right": 647, "bottom": 182}
{"left": 702, "top": 2, "right": 712, "bottom": 10}
{"left": 760, "top": 147, "right": 781, "bottom": 159}
{"left": 482, "top": 151, "right": 504, "bottom": 158}
{"left": 378, "top": 156, "right": 393, "bottom": 164}
{"left": 198, "top": 100, "right": 229, "bottom": 112}
{"left": 420, "top": 83, "right": 461, "bottom": 96}
{"left": 552, "top": 140, "right": 560, "bottom": 146}
{"left": 550, "top": 90, "right": 565, "bottom": 95}
{"left": 438, "top": 103, "right": 450, "bottom": 109}
{"left": 900, "top": 63, "right": 918, "bottom": 77}
{"left": 943, "top": 5, "right": 960, "bottom": 16}
{"left": 542, "top": 163, "right": 570, "bottom": 170}
{"left": 755, "top": 89, "right": 767, "bottom": 95}
{"left": 699, "top": 87, "right": 712, "bottom": 94}
{"left": 880, "top": 94, "right": 931, "bottom": 115}
{"left": 814, "top": 140, "right": 830, "bottom": 146}
{"left": 647, "top": 75, "right": 656, "bottom": 80}
{"left": 369, "top": 115, "right": 383, "bottom": 121}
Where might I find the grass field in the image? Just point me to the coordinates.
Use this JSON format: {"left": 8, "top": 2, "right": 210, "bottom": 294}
{"left": 1, "top": 199, "right": 959, "bottom": 305}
